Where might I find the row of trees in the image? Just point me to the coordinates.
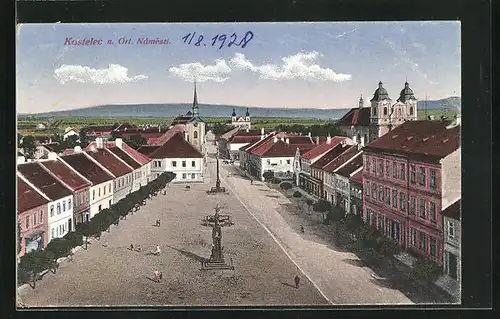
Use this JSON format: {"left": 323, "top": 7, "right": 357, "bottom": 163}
{"left": 18, "top": 172, "right": 176, "bottom": 289}
{"left": 274, "top": 123, "right": 345, "bottom": 138}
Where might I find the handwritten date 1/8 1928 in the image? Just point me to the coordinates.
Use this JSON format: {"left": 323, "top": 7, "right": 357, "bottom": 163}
{"left": 181, "top": 31, "right": 254, "bottom": 49}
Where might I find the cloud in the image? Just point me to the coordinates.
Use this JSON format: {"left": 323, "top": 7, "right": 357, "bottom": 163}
{"left": 168, "top": 59, "right": 231, "bottom": 82}
{"left": 230, "top": 51, "right": 351, "bottom": 82}
{"left": 54, "top": 64, "right": 148, "bottom": 84}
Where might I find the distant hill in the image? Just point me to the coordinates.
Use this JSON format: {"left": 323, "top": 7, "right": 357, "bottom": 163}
{"left": 19, "top": 97, "right": 460, "bottom": 120}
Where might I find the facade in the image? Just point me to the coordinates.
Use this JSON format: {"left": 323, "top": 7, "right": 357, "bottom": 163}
{"left": 217, "top": 126, "right": 242, "bottom": 159}
{"left": 85, "top": 142, "right": 134, "bottom": 204}
{"left": 336, "top": 96, "right": 371, "bottom": 146}
{"left": 231, "top": 108, "right": 251, "bottom": 129}
{"left": 362, "top": 119, "right": 460, "bottom": 264}
{"left": 369, "top": 81, "right": 418, "bottom": 142}
{"left": 321, "top": 146, "right": 360, "bottom": 203}
{"left": 330, "top": 152, "right": 363, "bottom": 213}
{"left": 38, "top": 153, "right": 92, "bottom": 225}
{"left": 349, "top": 170, "right": 363, "bottom": 216}
{"left": 60, "top": 148, "right": 115, "bottom": 220}
{"left": 442, "top": 199, "right": 461, "bottom": 287}
{"left": 18, "top": 162, "right": 74, "bottom": 243}
{"left": 138, "top": 133, "right": 204, "bottom": 183}
{"left": 17, "top": 175, "right": 49, "bottom": 257}
{"left": 226, "top": 128, "right": 266, "bottom": 160}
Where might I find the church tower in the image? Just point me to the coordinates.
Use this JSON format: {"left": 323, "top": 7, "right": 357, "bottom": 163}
{"left": 192, "top": 81, "right": 199, "bottom": 117}
{"left": 231, "top": 108, "right": 237, "bottom": 123}
{"left": 369, "top": 81, "right": 392, "bottom": 140}
{"left": 395, "top": 81, "right": 418, "bottom": 122}
{"left": 245, "top": 108, "right": 250, "bottom": 122}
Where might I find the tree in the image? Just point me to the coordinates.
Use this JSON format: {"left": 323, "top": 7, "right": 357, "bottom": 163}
{"left": 79, "top": 129, "right": 90, "bottom": 148}
{"left": 280, "top": 182, "right": 293, "bottom": 191}
{"left": 211, "top": 122, "right": 229, "bottom": 135}
{"left": 327, "top": 206, "right": 345, "bottom": 231}
{"left": 262, "top": 171, "right": 274, "bottom": 181}
{"left": 411, "top": 257, "right": 442, "bottom": 282}
{"left": 124, "top": 134, "right": 147, "bottom": 150}
{"left": 305, "top": 199, "right": 314, "bottom": 215}
{"left": 292, "top": 190, "right": 302, "bottom": 198}
{"left": 313, "top": 199, "right": 333, "bottom": 224}
{"left": 46, "top": 238, "right": 73, "bottom": 265}
{"left": 377, "top": 237, "right": 401, "bottom": 269}
{"left": 22, "top": 136, "right": 37, "bottom": 159}
{"left": 19, "top": 250, "right": 51, "bottom": 289}
{"left": 65, "top": 135, "right": 80, "bottom": 149}
{"left": 342, "top": 213, "right": 363, "bottom": 234}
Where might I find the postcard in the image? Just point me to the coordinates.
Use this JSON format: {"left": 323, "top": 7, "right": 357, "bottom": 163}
{"left": 16, "top": 21, "right": 461, "bottom": 307}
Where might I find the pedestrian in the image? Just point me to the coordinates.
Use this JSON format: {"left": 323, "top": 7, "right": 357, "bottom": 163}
{"left": 130, "top": 243, "right": 134, "bottom": 250}
{"left": 294, "top": 275, "right": 300, "bottom": 288}
{"left": 136, "top": 245, "right": 142, "bottom": 252}
{"left": 154, "top": 245, "right": 161, "bottom": 255}
{"left": 300, "top": 225, "right": 304, "bottom": 233}
{"left": 159, "top": 272, "right": 163, "bottom": 280}
{"left": 250, "top": 179, "right": 253, "bottom": 185}
{"left": 157, "top": 219, "right": 161, "bottom": 227}
{"left": 153, "top": 270, "right": 159, "bottom": 282}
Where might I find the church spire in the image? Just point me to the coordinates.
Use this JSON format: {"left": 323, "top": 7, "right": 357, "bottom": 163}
{"left": 192, "top": 81, "right": 199, "bottom": 117}
{"left": 358, "top": 94, "right": 364, "bottom": 108}
{"left": 246, "top": 107, "right": 250, "bottom": 117}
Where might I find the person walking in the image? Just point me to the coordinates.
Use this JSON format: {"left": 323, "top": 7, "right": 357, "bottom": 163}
{"left": 157, "top": 219, "right": 161, "bottom": 227}
{"left": 294, "top": 275, "right": 300, "bottom": 288}
{"left": 155, "top": 245, "right": 161, "bottom": 255}
{"left": 300, "top": 225, "right": 305, "bottom": 233}
{"left": 153, "top": 270, "right": 159, "bottom": 282}
{"left": 159, "top": 271, "right": 163, "bottom": 280}
{"left": 130, "top": 244, "right": 134, "bottom": 250}
{"left": 136, "top": 245, "right": 142, "bottom": 252}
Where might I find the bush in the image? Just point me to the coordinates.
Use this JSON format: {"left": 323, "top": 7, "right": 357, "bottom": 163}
{"left": 342, "top": 213, "right": 363, "bottom": 233}
{"left": 46, "top": 238, "right": 73, "bottom": 260}
{"left": 313, "top": 199, "right": 332, "bottom": 213}
{"left": 280, "top": 182, "right": 293, "bottom": 190}
{"left": 270, "top": 177, "right": 281, "bottom": 184}
{"left": 411, "top": 257, "right": 442, "bottom": 282}
{"left": 262, "top": 171, "right": 274, "bottom": 181}
{"left": 358, "top": 225, "right": 379, "bottom": 248}
{"left": 292, "top": 191, "right": 302, "bottom": 198}
{"left": 63, "top": 231, "right": 84, "bottom": 248}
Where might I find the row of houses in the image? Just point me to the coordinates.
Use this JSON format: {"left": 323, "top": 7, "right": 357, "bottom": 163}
{"left": 17, "top": 137, "right": 153, "bottom": 257}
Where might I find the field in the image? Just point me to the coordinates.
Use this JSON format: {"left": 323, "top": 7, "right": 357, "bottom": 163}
{"left": 417, "top": 109, "right": 458, "bottom": 120}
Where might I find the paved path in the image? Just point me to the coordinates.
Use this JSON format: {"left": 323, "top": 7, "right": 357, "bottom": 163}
{"left": 211, "top": 149, "right": 413, "bottom": 305}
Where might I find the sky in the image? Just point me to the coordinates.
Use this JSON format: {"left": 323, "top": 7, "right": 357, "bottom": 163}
{"left": 16, "top": 22, "right": 461, "bottom": 114}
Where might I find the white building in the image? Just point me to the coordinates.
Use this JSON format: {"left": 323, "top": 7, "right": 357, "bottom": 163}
{"left": 231, "top": 108, "right": 251, "bottom": 129}
{"left": 138, "top": 132, "right": 204, "bottom": 183}
{"left": 17, "top": 164, "right": 74, "bottom": 242}
{"left": 441, "top": 199, "right": 461, "bottom": 299}
{"left": 60, "top": 147, "right": 115, "bottom": 220}
{"left": 63, "top": 127, "right": 80, "bottom": 141}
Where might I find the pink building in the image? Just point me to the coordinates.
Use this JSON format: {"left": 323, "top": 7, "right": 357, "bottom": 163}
{"left": 362, "top": 120, "right": 460, "bottom": 264}
{"left": 17, "top": 175, "right": 50, "bottom": 257}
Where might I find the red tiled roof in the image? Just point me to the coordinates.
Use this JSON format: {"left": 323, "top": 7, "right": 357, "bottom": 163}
{"left": 260, "top": 140, "right": 316, "bottom": 158}
{"left": 85, "top": 140, "right": 152, "bottom": 165}
{"left": 18, "top": 162, "right": 73, "bottom": 200}
{"left": 107, "top": 147, "right": 142, "bottom": 170}
{"left": 335, "top": 152, "right": 363, "bottom": 177}
{"left": 85, "top": 148, "right": 134, "bottom": 177}
{"left": 239, "top": 143, "right": 253, "bottom": 151}
{"left": 150, "top": 125, "right": 185, "bottom": 146}
{"left": 233, "top": 129, "right": 264, "bottom": 137}
{"left": 336, "top": 107, "right": 371, "bottom": 127}
{"left": 17, "top": 176, "right": 49, "bottom": 213}
{"left": 310, "top": 144, "right": 349, "bottom": 169}
{"left": 302, "top": 136, "right": 347, "bottom": 160}
{"left": 350, "top": 169, "right": 363, "bottom": 184}
{"left": 323, "top": 146, "right": 359, "bottom": 173}
{"left": 170, "top": 116, "right": 192, "bottom": 125}
{"left": 441, "top": 199, "right": 461, "bottom": 220}
{"left": 249, "top": 133, "right": 313, "bottom": 157}
{"left": 137, "top": 145, "right": 160, "bottom": 156}
{"left": 39, "top": 160, "right": 91, "bottom": 191}
{"left": 229, "top": 136, "right": 262, "bottom": 144}
{"left": 365, "top": 120, "right": 460, "bottom": 158}
{"left": 60, "top": 153, "right": 114, "bottom": 184}
{"left": 147, "top": 133, "right": 203, "bottom": 158}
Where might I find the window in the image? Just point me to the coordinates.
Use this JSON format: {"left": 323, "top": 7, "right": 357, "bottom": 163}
{"left": 68, "top": 198, "right": 72, "bottom": 209}
{"left": 419, "top": 167, "right": 426, "bottom": 186}
{"left": 419, "top": 232, "right": 426, "bottom": 252}
{"left": 50, "top": 205, "right": 54, "bottom": 217}
{"left": 98, "top": 187, "right": 101, "bottom": 197}
{"left": 365, "top": 156, "right": 369, "bottom": 171}
{"left": 40, "top": 211, "right": 43, "bottom": 223}
{"left": 378, "top": 215, "right": 384, "bottom": 232}
{"left": 365, "top": 181, "right": 370, "bottom": 196}
{"left": 430, "top": 201, "right": 436, "bottom": 223}
{"left": 25, "top": 216, "right": 29, "bottom": 229}
{"left": 194, "top": 131, "right": 198, "bottom": 139}
{"left": 430, "top": 237, "right": 437, "bottom": 257}
{"left": 400, "top": 164, "right": 405, "bottom": 181}
{"left": 286, "top": 159, "right": 291, "bottom": 165}
{"left": 448, "top": 221, "right": 455, "bottom": 239}
{"left": 98, "top": 205, "right": 102, "bottom": 212}
{"left": 57, "top": 203, "right": 61, "bottom": 215}
{"left": 182, "top": 173, "right": 187, "bottom": 179}
{"left": 383, "top": 107, "right": 388, "bottom": 116}
{"left": 105, "top": 183, "right": 107, "bottom": 194}
{"left": 191, "top": 173, "right": 195, "bottom": 179}
{"left": 93, "top": 189, "right": 95, "bottom": 200}
{"left": 52, "top": 228, "right": 55, "bottom": 239}
{"left": 371, "top": 211, "right": 376, "bottom": 227}
{"left": 419, "top": 199, "right": 426, "bottom": 219}
{"left": 392, "top": 190, "right": 398, "bottom": 208}
{"left": 393, "top": 161, "right": 398, "bottom": 178}
{"left": 385, "top": 187, "right": 390, "bottom": 204}
{"left": 365, "top": 210, "right": 370, "bottom": 224}
{"left": 430, "top": 169, "right": 436, "bottom": 190}
{"left": 373, "top": 107, "right": 377, "bottom": 116}
{"left": 409, "top": 106, "right": 414, "bottom": 115}
{"left": 158, "top": 161, "right": 162, "bottom": 167}
{"left": 385, "top": 160, "right": 389, "bottom": 176}
{"left": 378, "top": 161, "right": 383, "bottom": 176}
{"left": 409, "top": 227, "right": 416, "bottom": 246}
{"left": 400, "top": 192, "right": 406, "bottom": 211}
{"left": 385, "top": 218, "right": 390, "bottom": 235}
{"left": 172, "top": 161, "right": 177, "bottom": 167}
{"left": 410, "top": 165, "right": 416, "bottom": 184}
{"left": 410, "top": 196, "right": 416, "bottom": 215}
{"left": 372, "top": 183, "right": 377, "bottom": 199}
{"left": 109, "top": 184, "right": 111, "bottom": 193}
{"left": 109, "top": 199, "right": 112, "bottom": 207}
{"left": 192, "top": 160, "right": 196, "bottom": 167}
{"left": 371, "top": 159, "right": 376, "bottom": 173}
{"left": 378, "top": 185, "right": 383, "bottom": 201}
{"left": 63, "top": 201, "right": 66, "bottom": 212}
{"left": 392, "top": 221, "right": 400, "bottom": 241}
{"left": 182, "top": 161, "right": 186, "bottom": 167}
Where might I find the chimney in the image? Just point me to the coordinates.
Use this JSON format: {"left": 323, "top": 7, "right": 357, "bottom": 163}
{"left": 48, "top": 152, "right": 58, "bottom": 160}
{"left": 315, "top": 136, "right": 320, "bottom": 144}
{"left": 158, "top": 126, "right": 161, "bottom": 132}
{"left": 124, "top": 127, "right": 127, "bottom": 132}
{"left": 261, "top": 128, "right": 264, "bottom": 136}
{"left": 116, "top": 138, "right": 123, "bottom": 149}
{"left": 246, "top": 128, "right": 249, "bottom": 133}
{"left": 308, "top": 132, "right": 311, "bottom": 137}
{"left": 327, "top": 135, "right": 332, "bottom": 144}
{"left": 273, "top": 136, "right": 278, "bottom": 143}
{"left": 285, "top": 138, "right": 290, "bottom": 144}
{"left": 74, "top": 146, "right": 82, "bottom": 153}
{"left": 353, "top": 135, "right": 357, "bottom": 144}
{"left": 96, "top": 137, "right": 104, "bottom": 149}
{"left": 360, "top": 135, "right": 365, "bottom": 147}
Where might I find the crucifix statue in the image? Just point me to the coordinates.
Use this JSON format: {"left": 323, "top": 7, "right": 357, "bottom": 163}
{"left": 215, "top": 153, "right": 221, "bottom": 189}
{"left": 201, "top": 203, "right": 234, "bottom": 270}
{"left": 210, "top": 204, "right": 223, "bottom": 261}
